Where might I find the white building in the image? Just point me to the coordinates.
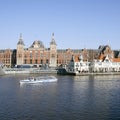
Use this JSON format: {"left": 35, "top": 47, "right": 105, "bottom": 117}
{"left": 89, "top": 55, "right": 120, "bottom": 72}
{"left": 68, "top": 55, "right": 89, "bottom": 74}
{"left": 68, "top": 55, "right": 120, "bottom": 74}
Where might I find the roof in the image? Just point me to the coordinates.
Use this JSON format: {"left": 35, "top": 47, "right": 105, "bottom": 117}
{"left": 113, "top": 58, "right": 120, "bottom": 62}
{"left": 50, "top": 33, "right": 56, "bottom": 45}
{"left": 29, "top": 40, "right": 44, "bottom": 49}
{"left": 17, "top": 33, "right": 25, "bottom": 45}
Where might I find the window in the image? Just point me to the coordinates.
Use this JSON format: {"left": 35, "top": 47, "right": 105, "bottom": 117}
{"left": 52, "top": 54, "right": 55, "bottom": 57}
{"left": 24, "top": 55, "right": 27, "bottom": 58}
{"left": 24, "top": 59, "right": 27, "bottom": 64}
{"left": 46, "top": 59, "right": 49, "bottom": 64}
{"left": 30, "top": 59, "right": 32, "bottom": 64}
{"left": 30, "top": 53, "right": 32, "bottom": 58}
{"left": 41, "top": 59, "right": 43, "bottom": 64}
{"left": 35, "top": 59, "right": 37, "bottom": 64}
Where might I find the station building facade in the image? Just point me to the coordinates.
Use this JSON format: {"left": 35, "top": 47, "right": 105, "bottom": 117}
{"left": 0, "top": 33, "right": 120, "bottom": 68}
{"left": 16, "top": 33, "right": 57, "bottom": 68}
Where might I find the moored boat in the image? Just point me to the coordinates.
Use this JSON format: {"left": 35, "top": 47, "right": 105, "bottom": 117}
{"left": 20, "top": 76, "right": 57, "bottom": 84}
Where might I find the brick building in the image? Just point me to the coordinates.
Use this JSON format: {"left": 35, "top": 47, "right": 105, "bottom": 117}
{"left": 16, "top": 33, "right": 90, "bottom": 68}
{"left": 16, "top": 33, "right": 57, "bottom": 68}
{"left": 0, "top": 33, "right": 120, "bottom": 68}
{"left": 0, "top": 49, "right": 16, "bottom": 67}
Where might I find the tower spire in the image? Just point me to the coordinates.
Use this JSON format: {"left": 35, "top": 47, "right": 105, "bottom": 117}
{"left": 20, "top": 33, "right": 22, "bottom": 39}
{"left": 107, "top": 39, "right": 110, "bottom": 46}
{"left": 50, "top": 32, "right": 56, "bottom": 45}
{"left": 17, "top": 33, "right": 25, "bottom": 45}
{"left": 52, "top": 32, "right": 54, "bottom": 37}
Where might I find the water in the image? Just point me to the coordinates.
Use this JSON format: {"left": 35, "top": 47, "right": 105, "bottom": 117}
{"left": 0, "top": 74, "right": 120, "bottom": 120}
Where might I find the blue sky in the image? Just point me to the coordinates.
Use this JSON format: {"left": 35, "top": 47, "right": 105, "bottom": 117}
{"left": 0, "top": 0, "right": 120, "bottom": 50}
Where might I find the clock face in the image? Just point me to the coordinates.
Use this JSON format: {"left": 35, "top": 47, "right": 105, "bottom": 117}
{"left": 18, "top": 54, "right": 22, "bottom": 58}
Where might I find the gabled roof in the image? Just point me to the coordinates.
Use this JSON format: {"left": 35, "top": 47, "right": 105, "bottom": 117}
{"left": 98, "top": 45, "right": 111, "bottom": 54}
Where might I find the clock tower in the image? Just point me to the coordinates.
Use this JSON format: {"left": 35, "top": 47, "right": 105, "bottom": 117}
{"left": 49, "top": 33, "right": 57, "bottom": 67}
{"left": 16, "top": 33, "right": 25, "bottom": 65}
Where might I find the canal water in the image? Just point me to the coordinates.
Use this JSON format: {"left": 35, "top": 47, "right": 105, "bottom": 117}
{"left": 0, "top": 74, "right": 120, "bottom": 120}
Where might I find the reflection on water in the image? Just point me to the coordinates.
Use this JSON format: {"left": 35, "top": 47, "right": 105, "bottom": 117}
{"left": 74, "top": 74, "right": 120, "bottom": 81}
{"left": 0, "top": 74, "right": 120, "bottom": 120}
{"left": 72, "top": 75, "right": 120, "bottom": 120}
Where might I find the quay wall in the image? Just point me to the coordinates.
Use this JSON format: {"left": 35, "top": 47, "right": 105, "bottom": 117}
{"left": 57, "top": 68, "right": 120, "bottom": 76}
{"left": 75, "top": 72, "right": 120, "bottom": 76}
{"left": 3, "top": 68, "right": 57, "bottom": 74}
{"left": 3, "top": 67, "right": 120, "bottom": 76}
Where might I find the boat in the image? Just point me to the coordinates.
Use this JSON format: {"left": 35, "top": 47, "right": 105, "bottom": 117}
{"left": 20, "top": 75, "right": 57, "bottom": 84}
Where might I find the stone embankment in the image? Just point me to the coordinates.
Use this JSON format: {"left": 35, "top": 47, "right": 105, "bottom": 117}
{"left": 57, "top": 68, "right": 120, "bottom": 76}
{"left": 3, "top": 68, "right": 57, "bottom": 74}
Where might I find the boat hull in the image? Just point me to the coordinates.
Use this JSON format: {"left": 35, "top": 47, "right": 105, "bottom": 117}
{"left": 20, "top": 76, "right": 57, "bottom": 84}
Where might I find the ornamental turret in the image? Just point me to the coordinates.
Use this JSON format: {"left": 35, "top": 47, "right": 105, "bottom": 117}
{"left": 49, "top": 33, "right": 57, "bottom": 67}
{"left": 16, "top": 33, "right": 25, "bottom": 65}
{"left": 17, "top": 33, "right": 25, "bottom": 46}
